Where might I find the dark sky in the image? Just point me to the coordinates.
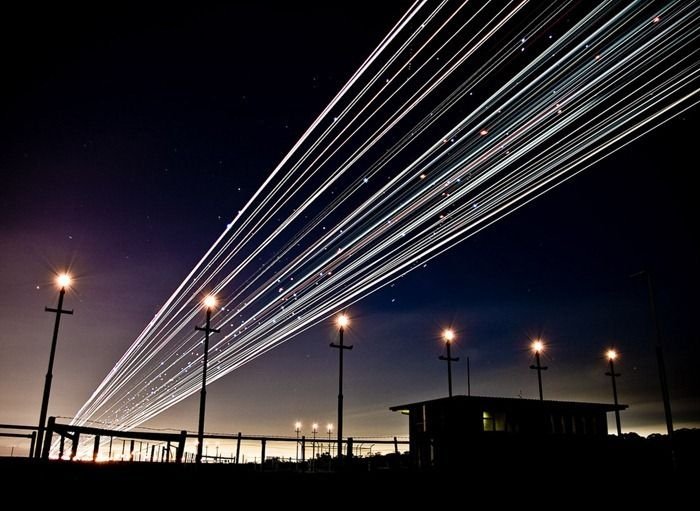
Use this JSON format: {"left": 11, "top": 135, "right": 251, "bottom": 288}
{"left": 1, "top": 2, "right": 698, "bottom": 457}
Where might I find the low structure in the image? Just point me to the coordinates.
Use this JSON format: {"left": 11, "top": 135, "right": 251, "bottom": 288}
{"left": 390, "top": 395, "right": 627, "bottom": 469}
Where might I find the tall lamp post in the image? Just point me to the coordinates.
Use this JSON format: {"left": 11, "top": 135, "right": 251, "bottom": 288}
{"left": 195, "top": 295, "right": 220, "bottom": 464}
{"left": 35, "top": 273, "right": 74, "bottom": 458}
{"left": 330, "top": 313, "right": 352, "bottom": 464}
{"left": 529, "top": 340, "right": 547, "bottom": 401}
{"left": 631, "top": 270, "right": 673, "bottom": 438}
{"left": 606, "top": 349, "right": 622, "bottom": 436}
{"left": 439, "top": 329, "right": 459, "bottom": 397}
{"left": 294, "top": 422, "right": 301, "bottom": 463}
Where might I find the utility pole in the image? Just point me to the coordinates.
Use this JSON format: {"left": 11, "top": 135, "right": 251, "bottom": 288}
{"left": 605, "top": 350, "right": 622, "bottom": 436}
{"left": 631, "top": 270, "right": 673, "bottom": 438}
{"left": 195, "top": 295, "right": 220, "bottom": 464}
{"left": 529, "top": 340, "right": 547, "bottom": 401}
{"left": 330, "top": 314, "right": 352, "bottom": 466}
{"left": 439, "top": 329, "right": 459, "bottom": 397}
{"left": 35, "top": 274, "right": 74, "bottom": 458}
{"left": 467, "top": 356, "right": 471, "bottom": 396}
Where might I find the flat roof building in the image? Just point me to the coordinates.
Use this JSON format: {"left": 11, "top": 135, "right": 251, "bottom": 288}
{"left": 391, "top": 395, "right": 627, "bottom": 469}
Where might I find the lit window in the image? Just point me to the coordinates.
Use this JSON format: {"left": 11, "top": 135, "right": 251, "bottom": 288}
{"left": 483, "top": 410, "right": 506, "bottom": 431}
{"left": 482, "top": 411, "right": 494, "bottom": 431}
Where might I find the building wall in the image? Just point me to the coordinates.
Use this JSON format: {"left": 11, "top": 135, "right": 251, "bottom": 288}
{"left": 404, "top": 399, "right": 613, "bottom": 469}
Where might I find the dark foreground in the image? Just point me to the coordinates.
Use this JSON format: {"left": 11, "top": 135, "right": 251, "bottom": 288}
{"left": 2, "top": 431, "right": 697, "bottom": 501}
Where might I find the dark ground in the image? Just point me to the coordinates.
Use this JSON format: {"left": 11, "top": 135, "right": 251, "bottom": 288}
{"left": 2, "top": 430, "right": 697, "bottom": 500}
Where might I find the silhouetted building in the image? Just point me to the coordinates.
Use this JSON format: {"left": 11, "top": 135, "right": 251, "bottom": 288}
{"left": 390, "top": 395, "right": 627, "bottom": 469}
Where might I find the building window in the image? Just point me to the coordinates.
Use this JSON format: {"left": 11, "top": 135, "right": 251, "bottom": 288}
{"left": 482, "top": 411, "right": 506, "bottom": 431}
{"left": 483, "top": 411, "right": 494, "bottom": 431}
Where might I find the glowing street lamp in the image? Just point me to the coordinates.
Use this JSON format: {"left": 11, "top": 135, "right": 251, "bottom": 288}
{"left": 438, "top": 328, "right": 459, "bottom": 398}
{"left": 606, "top": 349, "right": 623, "bottom": 436}
{"left": 34, "top": 273, "right": 74, "bottom": 458}
{"left": 529, "top": 340, "right": 548, "bottom": 401}
{"left": 195, "top": 294, "right": 220, "bottom": 464}
{"left": 330, "top": 313, "right": 353, "bottom": 464}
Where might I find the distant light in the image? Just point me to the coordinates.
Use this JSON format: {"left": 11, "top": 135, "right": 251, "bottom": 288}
{"left": 56, "top": 273, "right": 71, "bottom": 289}
{"left": 294, "top": 421, "right": 302, "bottom": 431}
{"left": 653, "top": 16, "right": 660, "bottom": 23}
{"left": 607, "top": 349, "right": 618, "bottom": 361}
{"left": 203, "top": 295, "right": 217, "bottom": 309}
{"left": 443, "top": 329, "right": 455, "bottom": 343}
{"left": 479, "top": 129, "right": 489, "bottom": 136}
{"left": 532, "top": 340, "right": 544, "bottom": 353}
{"left": 327, "top": 423, "right": 333, "bottom": 432}
{"left": 337, "top": 314, "right": 350, "bottom": 328}
{"left": 312, "top": 423, "right": 318, "bottom": 432}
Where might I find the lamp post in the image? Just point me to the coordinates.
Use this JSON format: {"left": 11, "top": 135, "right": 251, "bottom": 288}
{"left": 631, "top": 270, "right": 673, "bottom": 438}
{"left": 330, "top": 313, "right": 352, "bottom": 464}
{"left": 195, "top": 295, "right": 220, "bottom": 464}
{"left": 312, "top": 423, "right": 318, "bottom": 460}
{"left": 529, "top": 340, "right": 548, "bottom": 401}
{"left": 439, "top": 329, "right": 459, "bottom": 398}
{"left": 294, "top": 422, "right": 301, "bottom": 463}
{"left": 34, "top": 273, "right": 74, "bottom": 458}
{"left": 606, "top": 349, "right": 622, "bottom": 436}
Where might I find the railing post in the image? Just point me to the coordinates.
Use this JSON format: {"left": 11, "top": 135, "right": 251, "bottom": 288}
{"left": 176, "top": 431, "right": 187, "bottom": 463}
{"left": 70, "top": 432, "right": 80, "bottom": 461}
{"left": 41, "top": 416, "right": 55, "bottom": 460}
{"left": 260, "top": 438, "right": 266, "bottom": 471}
{"left": 92, "top": 434, "right": 100, "bottom": 462}
{"left": 235, "top": 432, "right": 242, "bottom": 464}
{"left": 29, "top": 431, "right": 36, "bottom": 459}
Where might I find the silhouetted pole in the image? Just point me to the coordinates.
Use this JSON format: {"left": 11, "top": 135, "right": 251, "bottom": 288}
{"left": 294, "top": 422, "right": 301, "bottom": 463}
{"left": 529, "top": 340, "right": 547, "bottom": 401}
{"left": 467, "top": 356, "right": 471, "bottom": 397}
{"left": 195, "top": 295, "right": 220, "bottom": 464}
{"left": 330, "top": 314, "right": 352, "bottom": 465}
{"left": 35, "top": 273, "right": 74, "bottom": 458}
{"left": 327, "top": 424, "right": 333, "bottom": 456}
{"left": 439, "top": 329, "right": 459, "bottom": 398}
{"left": 29, "top": 432, "right": 36, "bottom": 459}
{"left": 632, "top": 270, "right": 673, "bottom": 438}
{"left": 311, "top": 423, "right": 318, "bottom": 462}
{"left": 605, "top": 350, "right": 622, "bottom": 435}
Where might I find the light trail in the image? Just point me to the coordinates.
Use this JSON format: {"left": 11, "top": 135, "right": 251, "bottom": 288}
{"left": 66, "top": 0, "right": 698, "bottom": 442}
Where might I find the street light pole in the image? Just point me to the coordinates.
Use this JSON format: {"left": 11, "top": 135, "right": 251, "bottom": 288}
{"left": 195, "top": 295, "right": 220, "bottom": 464}
{"left": 467, "top": 356, "right": 471, "bottom": 397}
{"left": 330, "top": 314, "right": 352, "bottom": 465}
{"left": 35, "top": 273, "right": 74, "bottom": 458}
{"left": 327, "top": 424, "right": 333, "bottom": 456}
{"left": 312, "top": 423, "right": 318, "bottom": 461}
{"left": 529, "top": 340, "right": 548, "bottom": 401}
{"left": 605, "top": 349, "right": 622, "bottom": 436}
{"left": 439, "top": 329, "right": 459, "bottom": 398}
{"left": 631, "top": 270, "right": 673, "bottom": 438}
{"left": 294, "top": 422, "right": 301, "bottom": 463}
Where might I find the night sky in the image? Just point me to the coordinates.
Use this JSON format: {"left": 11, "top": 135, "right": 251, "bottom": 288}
{"left": 1, "top": 2, "right": 698, "bottom": 457}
